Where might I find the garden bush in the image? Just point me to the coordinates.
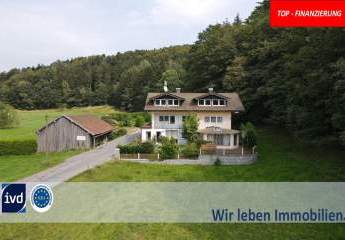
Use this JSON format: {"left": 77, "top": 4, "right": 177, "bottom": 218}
{"left": 240, "top": 122, "right": 257, "bottom": 148}
{"left": 118, "top": 141, "right": 155, "bottom": 154}
{"left": 159, "top": 137, "right": 178, "bottom": 160}
{"left": 109, "top": 128, "right": 128, "bottom": 140}
{"left": 0, "top": 102, "right": 19, "bottom": 128}
{"left": 134, "top": 115, "right": 145, "bottom": 127}
{"left": 180, "top": 143, "right": 199, "bottom": 158}
{"left": 0, "top": 140, "right": 37, "bottom": 155}
{"left": 140, "top": 141, "right": 155, "bottom": 153}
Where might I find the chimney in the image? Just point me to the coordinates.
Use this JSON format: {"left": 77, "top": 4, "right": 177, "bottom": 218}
{"left": 208, "top": 88, "right": 214, "bottom": 93}
{"left": 176, "top": 88, "right": 181, "bottom": 93}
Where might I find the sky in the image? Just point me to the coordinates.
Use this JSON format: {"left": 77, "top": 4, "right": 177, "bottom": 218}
{"left": 0, "top": 0, "right": 257, "bottom": 72}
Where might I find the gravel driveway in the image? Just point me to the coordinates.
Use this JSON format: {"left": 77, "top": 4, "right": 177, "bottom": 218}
{"left": 18, "top": 131, "right": 140, "bottom": 184}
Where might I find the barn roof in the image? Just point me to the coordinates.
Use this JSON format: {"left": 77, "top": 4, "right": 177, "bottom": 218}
{"left": 37, "top": 115, "right": 113, "bottom": 136}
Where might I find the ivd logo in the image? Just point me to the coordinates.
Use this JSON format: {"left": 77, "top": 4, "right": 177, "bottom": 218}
{"left": 1, "top": 184, "right": 26, "bottom": 213}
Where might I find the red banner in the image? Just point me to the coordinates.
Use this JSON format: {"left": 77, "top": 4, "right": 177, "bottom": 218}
{"left": 270, "top": 0, "right": 345, "bottom": 27}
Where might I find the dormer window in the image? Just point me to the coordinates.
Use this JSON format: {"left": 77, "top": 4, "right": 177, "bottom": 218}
{"left": 198, "top": 97, "right": 227, "bottom": 106}
{"left": 154, "top": 98, "right": 180, "bottom": 106}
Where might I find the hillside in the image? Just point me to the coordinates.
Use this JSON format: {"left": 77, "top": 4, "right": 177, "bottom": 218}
{"left": 1, "top": 0, "right": 344, "bottom": 147}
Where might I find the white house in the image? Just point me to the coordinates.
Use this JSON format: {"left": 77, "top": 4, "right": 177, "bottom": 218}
{"left": 141, "top": 88, "right": 245, "bottom": 149}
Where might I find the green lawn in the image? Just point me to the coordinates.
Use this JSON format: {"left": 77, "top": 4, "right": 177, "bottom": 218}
{"left": 1, "top": 128, "right": 345, "bottom": 239}
{"left": 0, "top": 151, "right": 81, "bottom": 182}
{"left": 72, "top": 128, "right": 345, "bottom": 182}
{"left": 0, "top": 223, "right": 344, "bottom": 240}
{"left": 0, "top": 105, "right": 117, "bottom": 141}
{"left": 0, "top": 106, "right": 118, "bottom": 182}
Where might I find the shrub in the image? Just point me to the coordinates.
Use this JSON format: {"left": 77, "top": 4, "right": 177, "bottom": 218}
{"left": 183, "top": 114, "right": 199, "bottom": 143}
{"left": 134, "top": 115, "right": 145, "bottom": 127}
{"left": 159, "top": 137, "right": 178, "bottom": 160}
{"left": 214, "top": 158, "right": 222, "bottom": 166}
{"left": 118, "top": 141, "right": 155, "bottom": 154}
{"left": 0, "top": 102, "right": 19, "bottom": 129}
{"left": 0, "top": 140, "right": 37, "bottom": 155}
{"left": 181, "top": 143, "right": 199, "bottom": 158}
{"left": 114, "top": 113, "right": 136, "bottom": 127}
{"left": 109, "top": 128, "right": 127, "bottom": 140}
{"left": 240, "top": 122, "right": 257, "bottom": 148}
{"left": 140, "top": 141, "right": 155, "bottom": 153}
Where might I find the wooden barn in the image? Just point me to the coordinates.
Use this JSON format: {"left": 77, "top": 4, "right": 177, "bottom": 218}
{"left": 37, "top": 115, "right": 113, "bottom": 152}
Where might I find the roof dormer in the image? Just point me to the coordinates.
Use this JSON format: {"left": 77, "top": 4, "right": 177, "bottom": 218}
{"left": 194, "top": 93, "right": 228, "bottom": 107}
{"left": 149, "top": 93, "right": 185, "bottom": 107}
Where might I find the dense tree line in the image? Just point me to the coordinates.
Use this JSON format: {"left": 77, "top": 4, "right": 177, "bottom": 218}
{"left": 1, "top": 0, "right": 345, "bottom": 146}
{"left": 185, "top": 0, "right": 345, "bottom": 146}
{"left": 0, "top": 46, "right": 189, "bottom": 111}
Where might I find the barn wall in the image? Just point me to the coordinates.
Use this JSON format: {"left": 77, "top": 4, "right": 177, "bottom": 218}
{"left": 37, "top": 117, "right": 92, "bottom": 152}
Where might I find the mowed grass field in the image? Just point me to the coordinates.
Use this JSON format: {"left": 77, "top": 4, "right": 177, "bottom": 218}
{"left": 72, "top": 128, "right": 345, "bottom": 182}
{"left": 0, "top": 106, "right": 118, "bottom": 182}
{"left": 1, "top": 128, "right": 345, "bottom": 239}
{"left": 0, "top": 105, "right": 117, "bottom": 141}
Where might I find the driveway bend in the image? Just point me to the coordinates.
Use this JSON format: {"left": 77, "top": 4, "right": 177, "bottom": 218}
{"left": 18, "top": 131, "right": 140, "bottom": 184}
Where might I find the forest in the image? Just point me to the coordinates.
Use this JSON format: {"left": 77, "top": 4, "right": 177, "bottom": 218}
{"left": 0, "top": 0, "right": 344, "bottom": 147}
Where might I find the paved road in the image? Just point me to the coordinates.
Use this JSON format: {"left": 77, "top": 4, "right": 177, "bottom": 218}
{"left": 18, "top": 131, "right": 140, "bottom": 184}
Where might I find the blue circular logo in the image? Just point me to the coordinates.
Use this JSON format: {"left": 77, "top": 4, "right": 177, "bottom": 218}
{"left": 30, "top": 184, "right": 53, "bottom": 213}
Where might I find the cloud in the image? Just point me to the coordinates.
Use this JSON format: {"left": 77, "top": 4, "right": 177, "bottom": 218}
{"left": 149, "top": 0, "right": 230, "bottom": 25}
{"left": 0, "top": 0, "right": 257, "bottom": 71}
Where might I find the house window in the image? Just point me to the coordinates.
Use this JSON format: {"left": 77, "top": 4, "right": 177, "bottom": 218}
{"left": 161, "top": 99, "right": 166, "bottom": 105}
{"left": 159, "top": 116, "right": 170, "bottom": 121}
{"left": 170, "top": 116, "right": 175, "bottom": 124}
{"left": 174, "top": 99, "right": 179, "bottom": 105}
{"left": 199, "top": 99, "right": 204, "bottom": 105}
{"left": 168, "top": 99, "right": 173, "bottom": 105}
{"left": 219, "top": 100, "right": 225, "bottom": 106}
{"left": 211, "top": 117, "right": 217, "bottom": 123}
{"left": 205, "top": 117, "right": 210, "bottom": 123}
{"left": 205, "top": 99, "right": 211, "bottom": 105}
{"left": 217, "top": 117, "right": 223, "bottom": 123}
{"left": 234, "top": 134, "right": 238, "bottom": 145}
{"left": 213, "top": 99, "right": 219, "bottom": 105}
{"left": 155, "top": 99, "right": 160, "bottom": 105}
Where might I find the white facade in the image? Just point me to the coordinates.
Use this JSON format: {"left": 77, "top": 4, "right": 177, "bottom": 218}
{"left": 142, "top": 111, "right": 239, "bottom": 148}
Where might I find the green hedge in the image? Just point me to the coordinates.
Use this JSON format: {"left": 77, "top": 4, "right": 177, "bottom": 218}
{"left": 0, "top": 140, "right": 37, "bottom": 156}
{"left": 118, "top": 141, "right": 155, "bottom": 154}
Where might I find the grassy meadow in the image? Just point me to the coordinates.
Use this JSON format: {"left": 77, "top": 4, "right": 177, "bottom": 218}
{"left": 1, "top": 127, "right": 345, "bottom": 239}
{"left": 72, "top": 128, "right": 345, "bottom": 182}
{"left": 0, "top": 106, "right": 117, "bottom": 141}
{"left": 0, "top": 106, "right": 118, "bottom": 182}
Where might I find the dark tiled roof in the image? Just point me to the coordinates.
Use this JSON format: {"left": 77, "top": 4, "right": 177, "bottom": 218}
{"left": 65, "top": 115, "right": 113, "bottom": 136}
{"left": 144, "top": 92, "right": 245, "bottom": 112}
